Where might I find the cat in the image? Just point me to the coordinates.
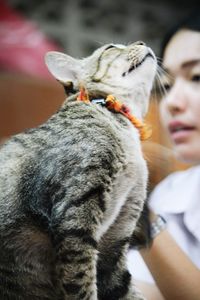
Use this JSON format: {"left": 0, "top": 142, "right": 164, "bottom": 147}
{"left": 0, "top": 41, "right": 157, "bottom": 300}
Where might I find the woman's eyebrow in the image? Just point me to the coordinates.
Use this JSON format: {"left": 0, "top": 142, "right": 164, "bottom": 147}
{"left": 161, "top": 59, "right": 200, "bottom": 77}
{"left": 181, "top": 59, "right": 200, "bottom": 69}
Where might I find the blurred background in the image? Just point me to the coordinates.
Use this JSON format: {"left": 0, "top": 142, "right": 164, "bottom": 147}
{"left": 4, "top": 0, "right": 200, "bottom": 57}
{"left": 0, "top": 0, "right": 198, "bottom": 186}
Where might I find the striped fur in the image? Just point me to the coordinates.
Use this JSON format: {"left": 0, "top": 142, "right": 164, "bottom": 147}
{"left": 0, "top": 42, "right": 157, "bottom": 299}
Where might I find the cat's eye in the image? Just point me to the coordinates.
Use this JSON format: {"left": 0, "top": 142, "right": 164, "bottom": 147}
{"left": 105, "top": 45, "right": 115, "bottom": 51}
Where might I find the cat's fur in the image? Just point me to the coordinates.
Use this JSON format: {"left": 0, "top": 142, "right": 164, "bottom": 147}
{"left": 0, "top": 42, "right": 157, "bottom": 300}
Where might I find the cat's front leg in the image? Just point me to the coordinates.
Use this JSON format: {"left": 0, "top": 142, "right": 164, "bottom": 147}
{"left": 97, "top": 189, "right": 146, "bottom": 300}
{"left": 50, "top": 190, "right": 104, "bottom": 300}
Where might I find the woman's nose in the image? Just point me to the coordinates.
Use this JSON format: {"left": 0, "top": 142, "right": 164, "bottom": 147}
{"left": 165, "top": 80, "right": 186, "bottom": 115}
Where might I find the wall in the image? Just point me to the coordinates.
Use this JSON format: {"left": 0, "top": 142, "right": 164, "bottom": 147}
{"left": 7, "top": 0, "right": 199, "bottom": 57}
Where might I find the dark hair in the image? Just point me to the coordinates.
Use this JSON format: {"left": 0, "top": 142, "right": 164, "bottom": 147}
{"left": 160, "top": 10, "right": 200, "bottom": 59}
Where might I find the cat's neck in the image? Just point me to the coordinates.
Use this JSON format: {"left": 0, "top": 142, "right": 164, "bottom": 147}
{"left": 63, "top": 88, "right": 144, "bottom": 120}
{"left": 59, "top": 89, "right": 150, "bottom": 141}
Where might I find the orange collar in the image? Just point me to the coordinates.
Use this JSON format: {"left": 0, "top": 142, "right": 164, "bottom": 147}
{"left": 77, "top": 87, "right": 151, "bottom": 141}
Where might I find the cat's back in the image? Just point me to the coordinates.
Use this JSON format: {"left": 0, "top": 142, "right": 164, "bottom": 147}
{"left": 0, "top": 99, "right": 128, "bottom": 207}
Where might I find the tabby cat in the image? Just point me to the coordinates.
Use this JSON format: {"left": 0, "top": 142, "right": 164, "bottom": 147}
{"left": 0, "top": 41, "right": 157, "bottom": 300}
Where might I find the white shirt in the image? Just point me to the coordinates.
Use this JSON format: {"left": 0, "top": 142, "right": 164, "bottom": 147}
{"left": 127, "top": 165, "right": 200, "bottom": 283}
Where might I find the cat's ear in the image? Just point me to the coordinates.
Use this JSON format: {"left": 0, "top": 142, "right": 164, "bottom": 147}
{"left": 45, "top": 51, "right": 80, "bottom": 84}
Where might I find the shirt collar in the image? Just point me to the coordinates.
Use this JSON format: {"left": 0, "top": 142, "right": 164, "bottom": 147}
{"left": 149, "top": 165, "right": 200, "bottom": 241}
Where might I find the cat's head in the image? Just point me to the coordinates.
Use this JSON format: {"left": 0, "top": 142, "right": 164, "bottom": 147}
{"left": 45, "top": 42, "right": 157, "bottom": 118}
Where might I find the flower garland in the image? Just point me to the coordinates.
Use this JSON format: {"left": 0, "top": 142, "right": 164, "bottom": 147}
{"left": 77, "top": 87, "right": 151, "bottom": 141}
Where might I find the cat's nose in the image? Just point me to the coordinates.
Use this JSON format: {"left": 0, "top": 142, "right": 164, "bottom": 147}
{"left": 134, "top": 41, "right": 146, "bottom": 46}
{"left": 129, "top": 41, "right": 146, "bottom": 49}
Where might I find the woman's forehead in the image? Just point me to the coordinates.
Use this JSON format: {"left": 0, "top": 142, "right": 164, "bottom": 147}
{"left": 163, "top": 29, "right": 200, "bottom": 74}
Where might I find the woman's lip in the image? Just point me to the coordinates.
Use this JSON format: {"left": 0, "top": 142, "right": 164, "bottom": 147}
{"left": 170, "top": 128, "right": 194, "bottom": 143}
{"left": 168, "top": 121, "right": 194, "bottom": 133}
{"left": 168, "top": 121, "right": 195, "bottom": 143}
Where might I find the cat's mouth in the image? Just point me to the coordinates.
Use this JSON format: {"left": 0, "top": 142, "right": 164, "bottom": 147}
{"left": 122, "top": 52, "right": 155, "bottom": 76}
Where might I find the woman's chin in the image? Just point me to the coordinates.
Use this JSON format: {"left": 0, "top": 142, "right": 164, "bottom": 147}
{"left": 174, "top": 145, "right": 200, "bottom": 165}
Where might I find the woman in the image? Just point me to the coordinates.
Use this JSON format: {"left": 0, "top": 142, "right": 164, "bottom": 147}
{"left": 127, "top": 11, "right": 200, "bottom": 300}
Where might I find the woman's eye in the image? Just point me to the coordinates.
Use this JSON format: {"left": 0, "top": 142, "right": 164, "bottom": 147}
{"left": 163, "top": 83, "right": 172, "bottom": 91}
{"left": 191, "top": 74, "right": 200, "bottom": 82}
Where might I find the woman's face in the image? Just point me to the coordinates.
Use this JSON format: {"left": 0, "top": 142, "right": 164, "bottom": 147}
{"left": 160, "top": 29, "right": 200, "bottom": 164}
